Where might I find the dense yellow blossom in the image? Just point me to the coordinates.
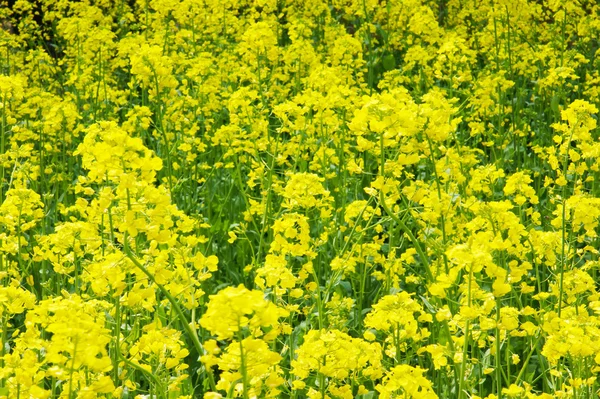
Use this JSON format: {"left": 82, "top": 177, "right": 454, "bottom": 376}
{"left": 1, "top": 0, "right": 600, "bottom": 397}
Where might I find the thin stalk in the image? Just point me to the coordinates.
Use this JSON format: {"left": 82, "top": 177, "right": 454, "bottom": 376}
{"left": 123, "top": 236, "right": 216, "bottom": 392}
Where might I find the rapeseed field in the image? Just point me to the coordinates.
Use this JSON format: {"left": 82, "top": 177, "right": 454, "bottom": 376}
{"left": 1, "top": 1, "right": 600, "bottom": 398}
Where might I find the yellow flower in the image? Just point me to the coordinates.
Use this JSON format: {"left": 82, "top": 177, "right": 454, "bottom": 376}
{"left": 281, "top": 172, "right": 333, "bottom": 212}
{"left": 376, "top": 364, "right": 438, "bottom": 399}
{"left": 365, "top": 292, "right": 430, "bottom": 342}
{"left": 200, "top": 285, "right": 289, "bottom": 340}
{"left": 502, "top": 384, "right": 524, "bottom": 397}
{"left": 227, "top": 231, "right": 238, "bottom": 243}
{"left": 291, "top": 329, "right": 383, "bottom": 381}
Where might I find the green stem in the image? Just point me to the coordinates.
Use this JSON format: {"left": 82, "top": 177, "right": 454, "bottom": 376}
{"left": 123, "top": 237, "right": 216, "bottom": 392}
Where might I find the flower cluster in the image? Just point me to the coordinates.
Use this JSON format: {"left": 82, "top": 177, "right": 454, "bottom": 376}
{"left": 1, "top": 0, "right": 600, "bottom": 398}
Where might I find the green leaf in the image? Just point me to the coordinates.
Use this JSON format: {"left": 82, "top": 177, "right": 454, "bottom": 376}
{"left": 382, "top": 54, "right": 396, "bottom": 71}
